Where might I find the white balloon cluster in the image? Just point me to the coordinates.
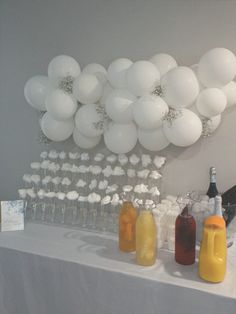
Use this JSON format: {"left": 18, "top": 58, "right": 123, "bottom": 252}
{"left": 24, "top": 48, "right": 236, "bottom": 153}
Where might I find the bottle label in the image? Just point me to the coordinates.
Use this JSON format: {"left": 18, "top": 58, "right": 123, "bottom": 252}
{"left": 210, "top": 174, "right": 216, "bottom": 183}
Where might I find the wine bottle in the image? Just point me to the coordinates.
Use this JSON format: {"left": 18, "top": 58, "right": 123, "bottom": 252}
{"left": 207, "top": 167, "right": 218, "bottom": 198}
{"left": 215, "top": 195, "right": 223, "bottom": 217}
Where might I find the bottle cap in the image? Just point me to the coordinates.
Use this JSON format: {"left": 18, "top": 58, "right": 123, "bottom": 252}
{"left": 210, "top": 167, "right": 216, "bottom": 175}
{"left": 204, "top": 215, "right": 225, "bottom": 228}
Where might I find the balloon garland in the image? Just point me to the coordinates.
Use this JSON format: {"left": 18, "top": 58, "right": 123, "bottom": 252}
{"left": 24, "top": 48, "right": 236, "bottom": 154}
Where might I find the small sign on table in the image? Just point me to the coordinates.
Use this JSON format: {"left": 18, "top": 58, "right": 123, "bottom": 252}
{"left": 0, "top": 200, "right": 24, "bottom": 232}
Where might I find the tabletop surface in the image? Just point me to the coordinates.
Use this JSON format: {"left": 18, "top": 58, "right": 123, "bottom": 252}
{"left": 0, "top": 222, "right": 235, "bottom": 300}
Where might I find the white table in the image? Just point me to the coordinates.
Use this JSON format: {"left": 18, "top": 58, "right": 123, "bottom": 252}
{"left": 0, "top": 223, "right": 235, "bottom": 314}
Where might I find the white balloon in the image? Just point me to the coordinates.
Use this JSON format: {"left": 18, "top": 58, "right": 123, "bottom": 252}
{"left": 150, "top": 53, "right": 177, "bottom": 76}
{"left": 190, "top": 64, "right": 204, "bottom": 91}
{"left": 45, "top": 89, "right": 77, "bottom": 121}
{"left": 82, "top": 63, "right": 107, "bottom": 84}
{"left": 221, "top": 81, "right": 236, "bottom": 108}
{"left": 73, "top": 73, "right": 103, "bottom": 105}
{"left": 105, "top": 89, "right": 136, "bottom": 123}
{"left": 163, "top": 109, "right": 202, "bottom": 147}
{"left": 161, "top": 66, "right": 199, "bottom": 109}
{"left": 99, "top": 82, "right": 113, "bottom": 106}
{"left": 75, "top": 103, "right": 104, "bottom": 137}
{"left": 138, "top": 127, "right": 170, "bottom": 151}
{"left": 48, "top": 55, "right": 81, "bottom": 84}
{"left": 41, "top": 112, "right": 74, "bottom": 142}
{"left": 73, "top": 127, "right": 101, "bottom": 149}
{"left": 24, "top": 76, "right": 50, "bottom": 111}
{"left": 104, "top": 122, "right": 137, "bottom": 154}
{"left": 196, "top": 88, "right": 227, "bottom": 118}
{"left": 107, "top": 58, "right": 133, "bottom": 89}
{"left": 127, "top": 60, "right": 160, "bottom": 96}
{"left": 198, "top": 48, "right": 236, "bottom": 87}
{"left": 133, "top": 95, "right": 169, "bottom": 130}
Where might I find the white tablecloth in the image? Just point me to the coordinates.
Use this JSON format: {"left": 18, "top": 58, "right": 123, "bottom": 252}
{"left": 0, "top": 223, "right": 235, "bottom": 314}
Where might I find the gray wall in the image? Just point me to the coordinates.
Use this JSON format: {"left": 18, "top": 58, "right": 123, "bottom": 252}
{"left": 1, "top": 0, "right": 236, "bottom": 200}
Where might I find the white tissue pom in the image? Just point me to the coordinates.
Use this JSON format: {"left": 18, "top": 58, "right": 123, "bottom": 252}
{"left": 42, "top": 176, "right": 52, "bottom": 185}
{"left": 106, "top": 154, "right": 117, "bottom": 163}
{"left": 118, "top": 154, "right": 128, "bottom": 165}
{"left": 46, "top": 191, "right": 56, "bottom": 198}
{"left": 111, "top": 193, "right": 120, "bottom": 206}
{"left": 48, "top": 150, "right": 59, "bottom": 159}
{"left": 78, "top": 165, "right": 89, "bottom": 174}
{"left": 61, "top": 163, "right": 70, "bottom": 172}
{"left": 23, "top": 174, "right": 32, "bottom": 183}
{"left": 90, "top": 165, "right": 102, "bottom": 175}
{"left": 59, "top": 151, "right": 67, "bottom": 160}
{"left": 88, "top": 193, "right": 101, "bottom": 203}
{"left": 134, "top": 184, "right": 149, "bottom": 193}
{"left": 98, "top": 180, "right": 109, "bottom": 190}
{"left": 94, "top": 153, "right": 105, "bottom": 162}
{"left": 31, "top": 175, "right": 41, "bottom": 184}
{"left": 40, "top": 151, "right": 48, "bottom": 159}
{"left": 41, "top": 160, "right": 50, "bottom": 169}
{"left": 30, "top": 162, "right": 41, "bottom": 170}
{"left": 153, "top": 156, "right": 166, "bottom": 169}
{"left": 81, "top": 152, "right": 90, "bottom": 161}
{"left": 78, "top": 195, "right": 88, "bottom": 202}
{"left": 69, "top": 152, "right": 79, "bottom": 160}
{"left": 66, "top": 191, "right": 79, "bottom": 200}
{"left": 103, "top": 165, "right": 113, "bottom": 177}
{"left": 113, "top": 166, "right": 125, "bottom": 176}
{"left": 89, "top": 179, "right": 98, "bottom": 190}
{"left": 127, "top": 169, "right": 136, "bottom": 178}
{"left": 141, "top": 154, "right": 152, "bottom": 167}
{"left": 48, "top": 162, "right": 58, "bottom": 172}
{"left": 129, "top": 154, "right": 140, "bottom": 165}
{"left": 61, "top": 177, "right": 72, "bottom": 186}
{"left": 71, "top": 164, "right": 79, "bottom": 173}
{"left": 149, "top": 171, "right": 162, "bottom": 180}
{"left": 149, "top": 186, "right": 160, "bottom": 196}
{"left": 51, "top": 176, "right": 62, "bottom": 185}
{"left": 122, "top": 185, "right": 133, "bottom": 192}
{"left": 37, "top": 189, "right": 45, "bottom": 199}
{"left": 137, "top": 169, "right": 150, "bottom": 179}
{"left": 57, "top": 192, "right": 66, "bottom": 200}
{"left": 101, "top": 195, "right": 111, "bottom": 205}
{"left": 106, "top": 184, "right": 119, "bottom": 194}
{"left": 18, "top": 189, "right": 27, "bottom": 199}
{"left": 27, "top": 188, "right": 36, "bottom": 198}
{"left": 76, "top": 179, "right": 87, "bottom": 188}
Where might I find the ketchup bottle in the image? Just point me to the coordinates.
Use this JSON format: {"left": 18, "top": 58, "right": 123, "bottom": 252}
{"left": 175, "top": 205, "right": 196, "bottom": 265}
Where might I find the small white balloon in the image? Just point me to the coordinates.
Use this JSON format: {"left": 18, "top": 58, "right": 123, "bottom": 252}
{"left": 161, "top": 66, "right": 199, "bottom": 109}
{"left": 196, "top": 88, "right": 227, "bottom": 118}
{"left": 73, "top": 73, "right": 103, "bottom": 105}
{"left": 150, "top": 53, "right": 177, "bottom": 76}
{"left": 73, "top": 127, "right": 101, "bottom": 149}
{"left": 163, "top": 109, "right": 202, "bottom": 147}
{"left": 107, "top": 58, "right": 133, "bottom": 89}
{"left": 198, "top": 48, "right": 236, "bottom": 87}
{"left": 41, "top": 112, "right": 74, "bottom": 142}
{"left": 24, "top": 76, "right": 50, "bottom": 111}
{"left": 45, "top": 89, "right": 77, "bottom": 121}
{"left": 99, "top": 82, "right": 113, "bottom": 106}
{"left": 127, "top": 60, "right": 160, "bottom": 96}
{"left": 104, "top": 122, "right": 137, "bottom": 154}
{"left": 105, "top": 89, "right": 136, "bottom": 123}
{"left": 138, "top": 127, "right": 170, "bottom": 151}
{"left": 48, "top": 55, "right": 81, "bottom": 84}
{"left": 133, "top": 95, "right": 169, "bottom": 130}
{"left": 221, "top": 81, "right": 236, "bottom": 108}
{"left": 82, "top": 63, "right": 107, "bottom": 84}
{"left": 75, "top": 103, "right": 104, "bottom": 137}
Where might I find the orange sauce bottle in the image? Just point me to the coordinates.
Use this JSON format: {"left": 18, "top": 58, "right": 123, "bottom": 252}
{"left": 119, "top": 200, "right": 137, "bottom": 252}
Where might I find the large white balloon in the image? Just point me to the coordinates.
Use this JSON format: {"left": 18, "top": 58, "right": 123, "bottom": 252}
{"left": 138, "top": 127, "right": 170, "bottom": 151}
{"left": 48, "top": 55, "right": 81, "bottom": 84}
{"left": 41, "top": 112, "right": 74, "bottom": 142}
{"left": 105, "top": 89, "right": 136, "bottom": 123}
{"left": 163, "top": 109, "right": 202, "bottom": 147}
{"left": 24, "top": 76, "right": 50, "bottom": 111}
{"left": 161, "top": 66, "right": 199, "bottom": 109}
{"left": 75, "top": 103, "right": 104, "bottom": 137}
{"left": 221, "top": 81, "right": 236, "bottom": 108}
{"left": 126, "top": 60, "right": 160, "bottom": 96}
{"left": 104, "top": 122, "right": 137, "bottom": 154}
{"left": 107, "top": 58, "right": 133, "bottom": 89}
{"left": 82, "top": 63, "right": 107, "bottom": 84}
{"left": 73, "top": 73, "right": 103, "bottom": 105}
{"left": 133, "top": 95, "right": 169, "bottom": 129}
{"left": 196, "top": 88, "right": 227, "bottom": 118}
{"left": 198, "top": 48, "right": 236, "bottom": 87}
{"left": 149, "top": 53, "right": 177, "bottom": 77}
{"left": 45, "top": 89, "right": 77, "bottom": 120}
{"left": 73, "top": 127, "right": 101, "bottom": 149}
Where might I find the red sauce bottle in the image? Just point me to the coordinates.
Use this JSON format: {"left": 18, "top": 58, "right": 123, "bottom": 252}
{"left": 175, "top": 205, "right": 196, "bottom": 265}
